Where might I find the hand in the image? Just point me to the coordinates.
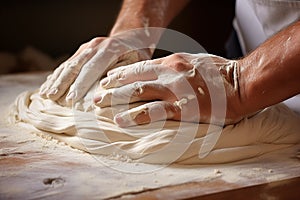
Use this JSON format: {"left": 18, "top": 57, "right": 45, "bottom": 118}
{"left": 39, "top": 30, "right": 155, "bottom": 104}
{"left": 94, "top": 53, "right": 245, "bottom": 127}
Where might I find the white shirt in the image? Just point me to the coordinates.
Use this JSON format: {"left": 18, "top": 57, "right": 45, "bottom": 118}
{"left": 235, "top": 0, "right": 300, "bottom": 54}
{"left": 234, "top": 0, "right": 300, "bottom": 114}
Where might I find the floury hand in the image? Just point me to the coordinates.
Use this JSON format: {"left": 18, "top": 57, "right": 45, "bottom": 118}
{"left": 39, "top": 33, "right": 153, "bottom": 104}
{"left": 94, "top": 53, "right": 244, "bottom": 127}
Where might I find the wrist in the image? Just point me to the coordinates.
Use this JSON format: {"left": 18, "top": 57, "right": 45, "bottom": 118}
{"left": 236, "top": 56, "right": 268, "bottom": 118}
{"left": 223, "top": 59, "right": 247, "bottom": 123}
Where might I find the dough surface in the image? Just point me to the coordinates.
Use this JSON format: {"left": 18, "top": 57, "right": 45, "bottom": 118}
{"left": 9, "top": 83, "right": 300, "bottom": 164}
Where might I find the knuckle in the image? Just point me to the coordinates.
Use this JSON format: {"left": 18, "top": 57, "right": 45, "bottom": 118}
{"left": 80, "top": 47, "right": 93, "bottom": 56}
{"left": 132, "top": 82, "right": 152, "bottom": 97}
{"left": 171, "top": 61, "right": 190, "bottom": 72}
{"left": 90, "top": 37, "right": 105, "bottom": 45}
{"left": 78, "top": 43, "right": 88, "bottom": 50}
{"left": 132, "top": 82, "right": 144, "bottom": 96}
{"left": 164, "top": 102, "right": 179, "bottom": 118}
{"left": 169, "top": 53, "right": 183, "bottom": 60}
{"left": 116, "top": 70, "right": 126, "bottom": 80}
{"left": 164, "top": 53, "right": 191, "bottom": 72}
{"left": 46, "top": 74, "right": 52, "bottom": 80}
{"left": 60, "top": 60, "right": 81, "bottom": 76}
{"left": 106, "top": 37, "right": 120, "bottom": 47}
{"left": 65, "top": 60, "right": 79, "bottom": 69}
{"left": 133, "top": 61, "right": 146, "bottom": 74}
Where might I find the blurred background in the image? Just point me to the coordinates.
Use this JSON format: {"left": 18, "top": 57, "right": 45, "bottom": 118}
{"left": 0, "top": 0, "right": 235, "bottom": 74}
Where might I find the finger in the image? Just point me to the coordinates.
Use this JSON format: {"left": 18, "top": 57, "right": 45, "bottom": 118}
{"left": 39, "top": 42, "right": 93, "bottom": 98}
{"left": 114, "top": 101, "right": 179, "bottom": 127}
{"left": 42, "top": 38, "right": 106, "bottom": 100}
{"left": 94, "top": 81, "right": 171, "bottom": 107}
{"left": 39, "top": 65, "right": 64, "bottom": 98}
{"left": 46, "top": 47, "right": 96, "bottom": 101}
{"left": 65, "top": 39, "right": 146, "bottom": 103}
{"left": 65, "top": 46, "right": 119, "bottom": 103}
{"left": 100, "top": 60, "right": 160, "bottom": 89}
{"left": 106, "top": 56, "right": 162, "bottom": 76}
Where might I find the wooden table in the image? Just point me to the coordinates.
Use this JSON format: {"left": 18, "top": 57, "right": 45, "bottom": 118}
{"left": 0, "top": 72, "right": 299, "bottom": 200}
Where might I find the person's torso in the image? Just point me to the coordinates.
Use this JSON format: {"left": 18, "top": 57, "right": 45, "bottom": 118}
{"left": 234, "top": 0, "right": 300, "bottom": 54}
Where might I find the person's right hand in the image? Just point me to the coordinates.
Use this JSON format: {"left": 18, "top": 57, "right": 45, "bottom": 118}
{"left": 39, "top": 30, "right": 154, "bottom": 104}
{"left": 94, "top": 53, "right": 246, "bottom": 127}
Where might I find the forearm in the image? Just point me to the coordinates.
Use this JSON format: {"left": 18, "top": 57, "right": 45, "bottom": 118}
{"left": 239, "top": 20, "right": 300, "bottom": 115}
{"left": 110, "top": 0, "right": 190, "bottom": 36}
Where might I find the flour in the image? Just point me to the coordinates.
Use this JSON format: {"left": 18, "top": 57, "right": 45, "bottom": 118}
{"left": 114, "top": 105, "right": 148, "bottom": 127}
{"left": 143, "top": 17, "right": 150, "bottom": 37}
{"left": 198, "top": 87, "right": 205, "bottom": 95}
{"left": 187, "top": 95, "right": 196, "bottom": 100}
{"left": 173, "top": 98, "right": 188, "bottom": 109}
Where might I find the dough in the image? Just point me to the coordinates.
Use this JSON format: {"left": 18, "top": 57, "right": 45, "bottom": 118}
{"left": 9, "top": 83, "right": 300, "bottom": 165}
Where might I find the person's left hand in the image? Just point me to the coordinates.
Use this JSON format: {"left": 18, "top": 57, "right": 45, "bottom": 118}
{"left": 94, "top": 53, "right": 245, "bottom": 127}
{"left": 39, "top": 29, "right": 157, "bottom": 104}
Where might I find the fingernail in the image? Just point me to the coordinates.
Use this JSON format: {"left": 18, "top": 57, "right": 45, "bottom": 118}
{"left": 100, "top": 77, "right": 109, "bottom": 87}
{"left": 66, "top": 91, "right": 76, "bottom": 101}
{"left": 47, "top": 88, "right": 58, "bottom": 96}
{"left": 93, "top": 95, "right": 102, "bottom": 103}
{"left": 114, "top": 113, "right": 136, "bottom": 128}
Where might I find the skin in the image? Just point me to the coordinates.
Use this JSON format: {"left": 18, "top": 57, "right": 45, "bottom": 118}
{"left": 94, "top": 20, "right": 300, "bottom": 127}
{"left": 95, "top": 53, "right": 242, "bottom": 127}
{"left": 39, "top": 0, "right": 190, "bottom": 103}
{"left": 239, "top": 20, "right": 300, "bottom": 116}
